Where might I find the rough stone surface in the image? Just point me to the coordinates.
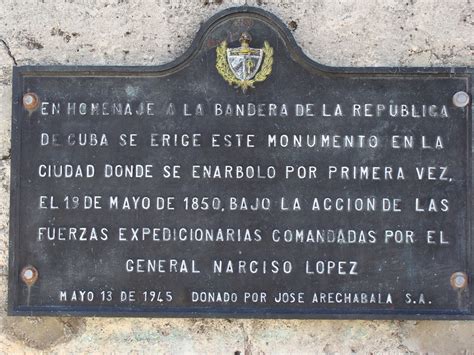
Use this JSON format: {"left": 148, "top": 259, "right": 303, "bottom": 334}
{"left": 0, "top": 0, "right": 473, "bottom": 352}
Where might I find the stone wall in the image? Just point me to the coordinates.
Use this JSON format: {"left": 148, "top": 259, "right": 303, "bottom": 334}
{"left": 0, "top": 0, "right": 473, "bottom": 353}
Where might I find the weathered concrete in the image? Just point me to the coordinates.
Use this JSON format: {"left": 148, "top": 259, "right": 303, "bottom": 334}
{"left": 0, "top": 0, "right": 473, "bottom": 352}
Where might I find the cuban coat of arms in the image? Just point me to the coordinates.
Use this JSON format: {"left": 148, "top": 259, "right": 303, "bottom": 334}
{"left": 216, "top": 32, "right": 274, "bottom": 93}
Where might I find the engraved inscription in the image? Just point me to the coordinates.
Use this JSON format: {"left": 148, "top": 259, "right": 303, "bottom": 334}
{"left": 9, "top": 8, "right": 472, "bottom": 319}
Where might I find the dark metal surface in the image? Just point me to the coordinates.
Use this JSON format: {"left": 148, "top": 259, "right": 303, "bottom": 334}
{"left": 8, "top": 7, "right": 473, "bottom": 319}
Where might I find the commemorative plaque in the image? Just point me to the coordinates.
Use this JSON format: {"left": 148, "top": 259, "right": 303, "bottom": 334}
{"left": 8, "top": 7, "right": 473, "bottom": 319}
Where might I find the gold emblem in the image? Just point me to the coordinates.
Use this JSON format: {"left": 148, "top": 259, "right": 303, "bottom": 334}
{"left": 216, "top": 32, "right": 273, "bottom": 93}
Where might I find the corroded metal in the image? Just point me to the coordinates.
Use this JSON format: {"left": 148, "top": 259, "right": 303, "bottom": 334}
{"left": 20, "top": 266, "right": 38, "bottom": 286}
{"left": 451, "top": 272, "right": 468, "bottom": 290}
{"left": 22, "top": 92, "right": 39, "bottom": 111}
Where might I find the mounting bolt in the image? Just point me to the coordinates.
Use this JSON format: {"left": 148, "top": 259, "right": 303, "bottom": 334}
{"left": 452, "top": 91, "right": 470, "bottom": 108}
{"left": 20, "top": 265, "right": 38, "bottom": 286}
{"left": 450, "top": 271, "right": 468, "bottom": 290}
{"left": 22, "top": 92, "right": 39, "bottom": 110}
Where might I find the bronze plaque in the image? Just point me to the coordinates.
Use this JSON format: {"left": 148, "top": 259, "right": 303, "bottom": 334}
{"left": 9, "top": 7, "right": 473, "bottom": 319}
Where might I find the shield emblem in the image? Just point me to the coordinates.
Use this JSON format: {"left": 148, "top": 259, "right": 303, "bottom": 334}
{"left": 227, "top": 47, "right": 263, "bottom": 81}
{"left": 216, "top": 32, "right": 273, "bottom": 92}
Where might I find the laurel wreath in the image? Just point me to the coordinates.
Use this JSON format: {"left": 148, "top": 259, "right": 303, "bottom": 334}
{"left": 216, "top": 40, "right": 273, "bottom": 92}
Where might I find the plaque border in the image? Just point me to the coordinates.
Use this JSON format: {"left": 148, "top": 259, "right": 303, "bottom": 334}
{"left": 8, "top": 6, "right": 474, "bottom": 320}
